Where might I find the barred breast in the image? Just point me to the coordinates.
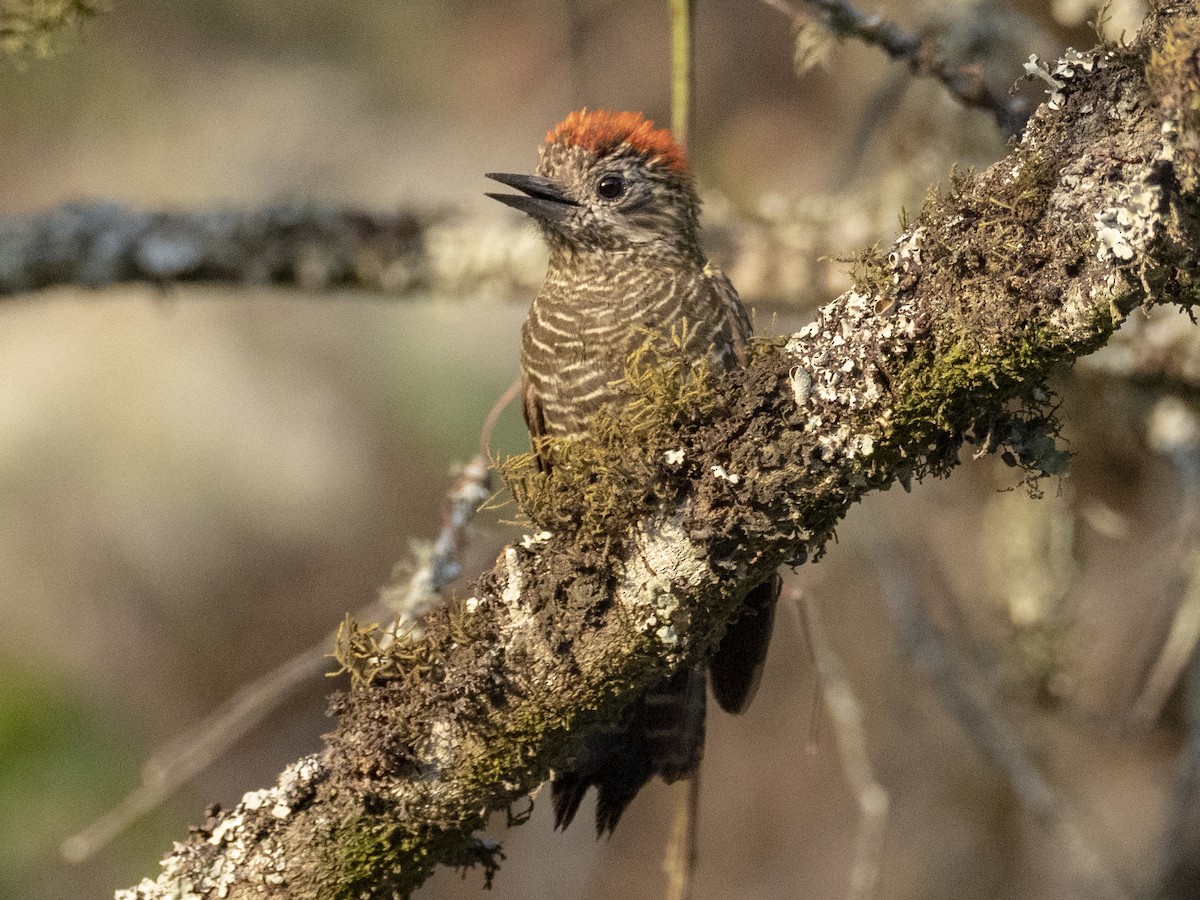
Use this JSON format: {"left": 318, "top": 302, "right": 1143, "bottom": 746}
{"left": 521, "top": 255, "right": 745, "bottom": 443}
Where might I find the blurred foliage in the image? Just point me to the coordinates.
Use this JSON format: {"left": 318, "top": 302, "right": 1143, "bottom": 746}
{"left": 0, "top": 667, "right": 129, "bottom": 897}
{"left": 0, "top": 0, "right": 106, "bottom": 57}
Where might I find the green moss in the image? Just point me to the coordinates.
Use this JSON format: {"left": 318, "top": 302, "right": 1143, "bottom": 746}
{"left": 320, "top": 816, "right": 501, "bottom": 899}
{"left": 330, "top": 615, "right": 431, "bottom": 691}
{"left": 500, "top": 327, "right": 730, "bottom": 555}
{"left": 1148, "top": 18, "right": 1200, "bottom": 124}
{"left": 885, "top": 300, "right": 1115, "bottom": 489}
{"left": 844, "top": 244, "right": 892, "bottom": 298}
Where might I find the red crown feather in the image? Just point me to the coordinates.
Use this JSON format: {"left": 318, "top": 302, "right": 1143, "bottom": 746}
{"left": 545, "top": 109, "right": 689, "bottom": 174}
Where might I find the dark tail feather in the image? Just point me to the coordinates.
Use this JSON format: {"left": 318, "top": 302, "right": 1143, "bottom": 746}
{"left": 652, "top": 665, "right": 706, "bottom": 783}
{"left": 594, "top": 779, "right": 644, "bottom": 836}
{"left": 551, "top": 774, "right": 590, "bottom": 831}
{"left": 710, "top": 574, "right": 781, "bottom": 714}
{"left": 549, "top": 666, "right": 705, "bottom": 836}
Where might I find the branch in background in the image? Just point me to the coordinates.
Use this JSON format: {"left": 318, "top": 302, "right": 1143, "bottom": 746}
{"left": 0, "top": 196, "right": 888, "bottom": 309}
{"left": 114, "top": 7, "right": 1200, "bottom": 896}
{"left": 0, "top": 202, "right": 432, "bottom": 298}
{"left": 862, "top": 524, "right": 1132, "bottom": 899}
{"left": 793, "top": 594, "right": 889, "bottom": 900}
{"left": 759, "top": 0, "right": 1034, "bottom": 135}
{"left": 0, "top": 5, "right": 1045, "bottom": 308}
{"left": 65, "top": 441, "right": 498, "bottom": 864}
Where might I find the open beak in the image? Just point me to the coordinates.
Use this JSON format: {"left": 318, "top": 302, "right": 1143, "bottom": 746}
{"left": 485, "top": 173, "right": 579, "bottom": 223}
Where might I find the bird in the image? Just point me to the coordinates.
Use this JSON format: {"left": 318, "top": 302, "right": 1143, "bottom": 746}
{"left": 486, "top": 109, "right": 779, "bottom": 835}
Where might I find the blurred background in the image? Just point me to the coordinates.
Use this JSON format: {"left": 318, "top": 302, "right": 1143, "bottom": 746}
{"left": 5, "top": 1, "right": 1195, "bottom": 899}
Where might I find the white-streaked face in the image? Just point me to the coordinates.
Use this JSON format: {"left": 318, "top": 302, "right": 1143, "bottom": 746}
{"left": 533, "top": 140, "right": 701, "bottom": 254}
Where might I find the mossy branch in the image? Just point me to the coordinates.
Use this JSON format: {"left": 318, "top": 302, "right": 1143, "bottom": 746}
{"left": 117, "top": 5, "right": 1200, "bottom": 899}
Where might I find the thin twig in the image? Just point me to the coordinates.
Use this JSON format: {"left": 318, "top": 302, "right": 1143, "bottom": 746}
{"left": 60, "top": 620, "right": 361, "bottom": 864}
{"left": 791, "top": 594, "right": 889, "bottom": 900}
{"left": 759, "top": 0, "right": 1030, "bottom": 135}
{"left": 861, "top": 525, "right": 1134, "bottom": 900}
{"left": 663, "top": 771, "right": 701, "bottom": 900}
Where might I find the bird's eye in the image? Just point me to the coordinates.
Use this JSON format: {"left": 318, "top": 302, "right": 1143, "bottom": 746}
{"left": 596, "top": 174, "right": 626, "bottom": 200}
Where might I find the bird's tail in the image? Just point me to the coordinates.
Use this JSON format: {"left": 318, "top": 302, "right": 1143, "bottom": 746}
{"left": 551, "top": 664, "right": 706, "bottom": 836}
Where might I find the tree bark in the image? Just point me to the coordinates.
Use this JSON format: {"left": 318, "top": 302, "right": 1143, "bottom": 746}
{"left": 116, "top": 4, "right": 1200, "bottom": 898}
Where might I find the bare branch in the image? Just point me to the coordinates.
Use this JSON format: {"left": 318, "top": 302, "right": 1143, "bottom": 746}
{"left": 116, "top": 6, "right": 1200, "bottom": 898}
{"left": 0, "top": 202, "right": 431, "bottom": 297}
{"left": 794, "top": 595, "right": 889, "bottom": 900}
{"left": 759, "top": 0, "right": 1034, "bottom": 134}
{"left": 66, "top": 450, "right": 495, "bottom": 864}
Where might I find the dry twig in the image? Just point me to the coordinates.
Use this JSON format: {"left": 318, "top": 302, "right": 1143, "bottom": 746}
{"left": 759, "top": 0, "right": 1032, "bottom": 134}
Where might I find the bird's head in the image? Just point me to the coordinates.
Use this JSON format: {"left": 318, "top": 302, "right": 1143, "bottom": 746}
{"left": 487, "top": 109, "right": 700, "bottom": 256}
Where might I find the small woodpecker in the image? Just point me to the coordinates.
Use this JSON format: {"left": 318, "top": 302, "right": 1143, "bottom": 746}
{"left": 487, "top": 109, "right": 779, "bottom": 835}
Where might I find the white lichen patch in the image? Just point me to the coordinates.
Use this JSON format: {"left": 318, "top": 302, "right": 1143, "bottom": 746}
{"left": 664, "top": 448, "right": 686, "bottom": 466}
{"left": 786, "top": 270, "right": 918, "bottom": 464}
{"left": 239, "top": 789, "right": 271, "bottom": 813}
{"left": 207, "top": 812, "right": 244, "bottom": 846}
{"left": 1024, "top": 53, "right": 1066, "bottom": 101}
{"left": 711, "top": 465, "right": 741, "bottom": 484}
{"left": 1024, "top": 49, "right": 1109, "bottom": 111}
{"left": 888, "top": 227, "right": 926, "bottom": 278}
{"left": 519, "top": 530, "right": 552, "bottom": 549}
{"left": 1095, "top": 183, "right": 1160, "bottom": 263}
{"left": 501, "top": 547, "right": 523, "bottom": 608}
{"left": 1096, "top": 223, "right": 1134, "bottom": 260}
{"left": 789, "top": 365, "right": 812, "bottom": 406}
{"left": 616, "top": 513, "right": 717, "bottom": 653}
{"left": 115, "top": 757, "right": 327, "bottom": 898}
{"left": 421, "top": 718, "right": 461, "bottom": 774}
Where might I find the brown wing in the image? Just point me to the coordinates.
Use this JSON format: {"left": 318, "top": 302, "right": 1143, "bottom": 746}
{"left": 704, "top": 261, "right": 753, "bottom": 366}
{"left": 521, "top": 374, "right": 551, "bottom": 473}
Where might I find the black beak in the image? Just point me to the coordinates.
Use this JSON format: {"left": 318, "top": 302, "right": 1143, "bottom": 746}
{"left": 485, "top": 173, "right": 578, "bottom": 222}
